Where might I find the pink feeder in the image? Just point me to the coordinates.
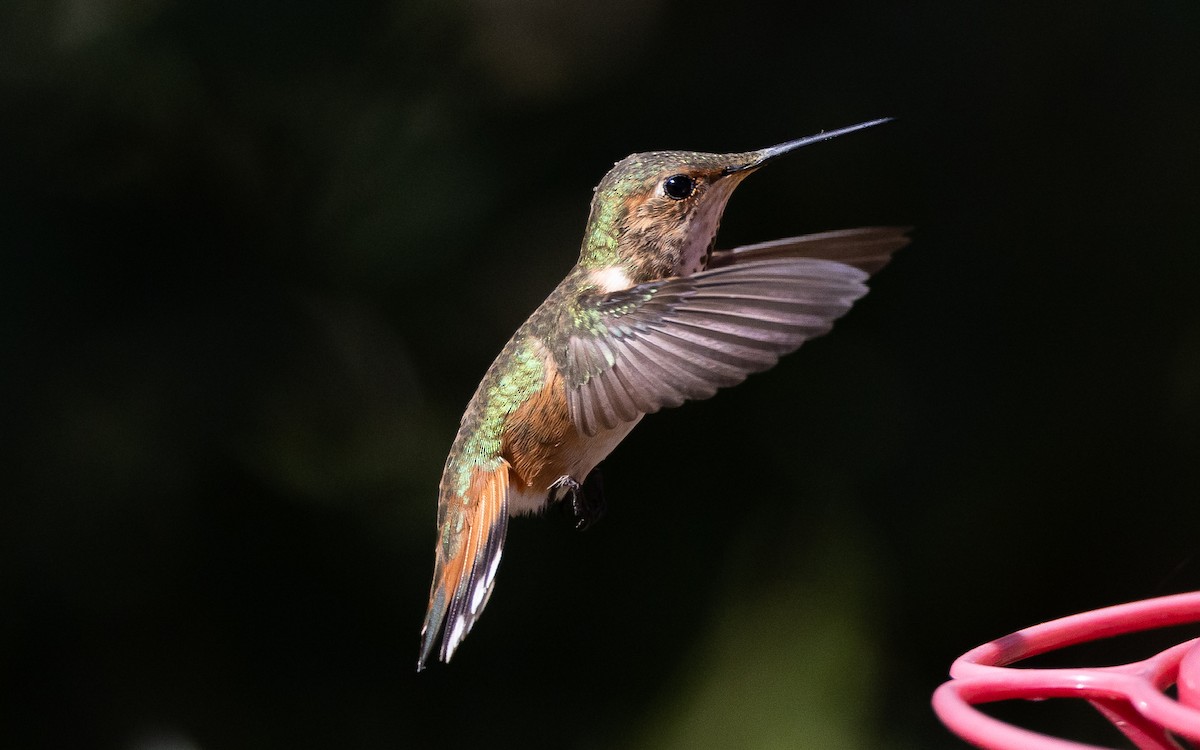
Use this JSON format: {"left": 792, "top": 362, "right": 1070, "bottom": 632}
{"left": 933, "top": 591, "right": 1200, "bottom": 749}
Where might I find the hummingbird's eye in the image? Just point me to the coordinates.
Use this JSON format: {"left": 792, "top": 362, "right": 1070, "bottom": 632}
{"left": 662, "top": 174, "right": 696, "bottom": 200}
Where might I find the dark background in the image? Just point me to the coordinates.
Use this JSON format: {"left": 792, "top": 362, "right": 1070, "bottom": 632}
{"left": 3, "top": 1, "right": 1198, "bottom": 748}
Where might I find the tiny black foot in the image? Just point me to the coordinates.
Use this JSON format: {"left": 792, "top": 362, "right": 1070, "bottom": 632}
{"left": 574, "top": 468, "right": 606, "bottom": 531}
{"left": 552, "top": 468, "right": 607, "bottom": 531}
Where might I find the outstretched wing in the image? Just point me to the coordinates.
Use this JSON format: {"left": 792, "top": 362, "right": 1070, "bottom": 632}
{"left": 557, "top": 257, "right": 872, "bottom": 437}
{"left": 418, "top": 461, "right": 510, "bottom": 670}
{"left": 707, "top": 226, "right": 911, "bottom": 275}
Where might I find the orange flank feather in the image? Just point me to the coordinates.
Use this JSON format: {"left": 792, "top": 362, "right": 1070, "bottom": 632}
{"left": 502, "top": 357, "right": 640, "bottom": 516}
{"left": 502, "top": 363, "right": 581, "bottom": 499}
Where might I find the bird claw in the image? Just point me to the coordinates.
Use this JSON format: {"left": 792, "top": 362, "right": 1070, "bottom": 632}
{"left": 552, "top": 468, "right": 606, "bottom": 531}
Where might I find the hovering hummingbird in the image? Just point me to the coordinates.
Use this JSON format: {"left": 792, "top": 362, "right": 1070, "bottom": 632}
{"left": 418, "top": 118, "right": 908, "bottom": 670}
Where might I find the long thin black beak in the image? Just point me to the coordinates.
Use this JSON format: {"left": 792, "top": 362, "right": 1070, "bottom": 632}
{"left": 723, "top": 117, "right": 894, "bottom": 174}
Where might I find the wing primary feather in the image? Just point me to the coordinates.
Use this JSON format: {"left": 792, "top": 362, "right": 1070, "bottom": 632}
{"left": 580, "top": 381, "right": 602, "bottom": 436}
{"left": 633, "top": 334, "right": 732, "bottom": 395}
{"left": 610, "top": 359, "right": 675, "bottom": 412}
{"left": 598, "top": 369, "right": 641, "bottom": 424}
{"left": 657, "top": 317, "right": 798, "bottom": 357}
{"left": 708, "top": 226, "right": 911, "bottom": 275}
{"left": 617, "top": 339, "right": 689, "bottom": 409}
{"left": 560, "top": 253, "right": 893, "bottom": 436}
{"left": 703, "top": 309, "right": 838, "bottom": 340}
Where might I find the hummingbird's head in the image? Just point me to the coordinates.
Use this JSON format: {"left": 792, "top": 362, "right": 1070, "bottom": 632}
{"left": 582, "top": 150, "right": 751, "bottom": 280}
{"left": 578, "top": 119, "right": 892, "bottom": 283}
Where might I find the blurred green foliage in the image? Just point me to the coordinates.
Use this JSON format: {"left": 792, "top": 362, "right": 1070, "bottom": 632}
{"left": 3, "top": 1, "right": 1199, "bottom": 748}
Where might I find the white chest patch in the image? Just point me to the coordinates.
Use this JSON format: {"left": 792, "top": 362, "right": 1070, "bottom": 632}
{"left": 590, "top": 266, "right": 632, "bottom": 293}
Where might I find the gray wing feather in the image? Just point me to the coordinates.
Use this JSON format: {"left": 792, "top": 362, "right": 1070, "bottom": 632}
{"left": 562, "top": 258, "right": 871, "bottom": 436}
{"left": 708, "top": 226, "right": 911, "bottom": 275}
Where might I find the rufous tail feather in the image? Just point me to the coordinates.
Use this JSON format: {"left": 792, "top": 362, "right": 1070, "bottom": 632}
{"left": 418, "top": 461, "right": 510, "bottom": 670}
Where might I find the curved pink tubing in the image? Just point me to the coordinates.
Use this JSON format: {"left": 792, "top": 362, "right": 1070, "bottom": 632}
{"left": 932, "top": 591, "right": 1200, "bottom": 749}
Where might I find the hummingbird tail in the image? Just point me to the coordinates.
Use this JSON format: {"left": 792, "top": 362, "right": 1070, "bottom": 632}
{"left": 708, "top": 226, "right": 911, "bottom": 276}
{"left": 418, "top": 462, "right": 510, "bottom": 671}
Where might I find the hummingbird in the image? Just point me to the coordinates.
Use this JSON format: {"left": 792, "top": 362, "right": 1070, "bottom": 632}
{"left": 418, "top": 118, "right": 908, "bottom": 670}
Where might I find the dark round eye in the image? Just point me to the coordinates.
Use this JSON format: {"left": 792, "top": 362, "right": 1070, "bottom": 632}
{"left": 662, "top": 174, "right": 696, "bottom": 200}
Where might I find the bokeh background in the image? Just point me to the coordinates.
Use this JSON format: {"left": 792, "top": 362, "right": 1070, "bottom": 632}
{"left": 3, "top": 1, "right": 1199, "bottom": 748}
